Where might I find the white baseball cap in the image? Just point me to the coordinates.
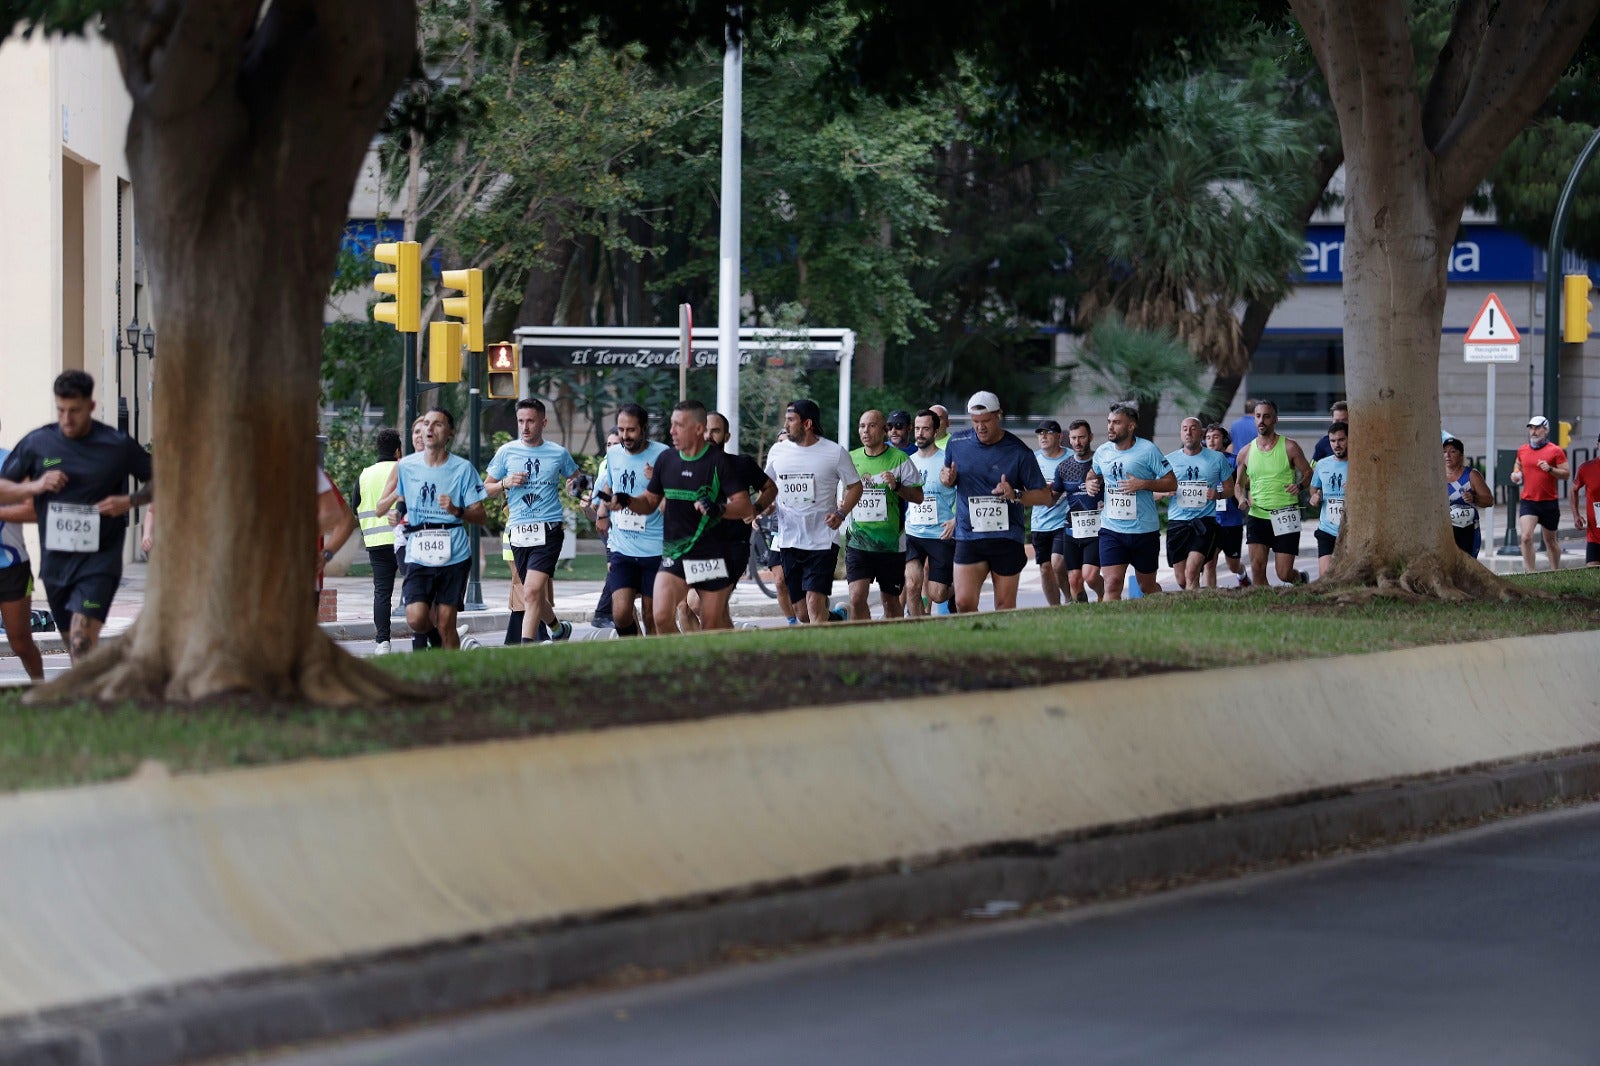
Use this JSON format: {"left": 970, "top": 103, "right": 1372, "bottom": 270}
{"left": 1527, "top": 415, "right": 1550, "bottom": 428}
{"left": 967, "top": 390, "right": 1003, "bottom": 415}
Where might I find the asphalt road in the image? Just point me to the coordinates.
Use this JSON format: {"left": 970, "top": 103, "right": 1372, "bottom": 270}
{"left": 257, "top": 801, "right": 1600, "bottom": 1066}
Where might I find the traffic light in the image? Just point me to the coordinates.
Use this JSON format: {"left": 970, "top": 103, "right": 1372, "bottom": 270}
{"left": 440, "top": 267, "right": 484, "bottom": 353}
{"left": 427, "top": 321, "right": 463, "bottom": 383}
{"left": 372, "top": 241, "right": 421, "bottom": 333}
{"left": 487, "top": 341, "right": 518, "bottom": 399}
{"left": 1563, "top": 273, "right": 1592, "bottom": 342}
{"left": 1559, "top": 420, "right": 1573, "bottom": 448}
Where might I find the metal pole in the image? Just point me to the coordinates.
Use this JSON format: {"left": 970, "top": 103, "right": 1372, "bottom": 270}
{"left": 464, "top": 347, "right": 486, "bottom": 611}
{"left": 1485, "top": 362, "right": 1496, "bottom": 554}
{"left": 403, "top": 332, "right": 418, "bottom": 439}
{"left": 679, "top": 303, "right": 691, "bottom": 402}
{"left": 1542, "top": 123, "right": 1600, "bottom": 428}
{"left": 716, "top": 5, "right": 744, "bottom": 452}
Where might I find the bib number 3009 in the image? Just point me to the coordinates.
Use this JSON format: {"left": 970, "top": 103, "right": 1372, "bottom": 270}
{"left": 45, "top": 502, "right": 100, "bottom": 553}
{"left": 967, "top": 495, "right": 1009, "bottom": 532}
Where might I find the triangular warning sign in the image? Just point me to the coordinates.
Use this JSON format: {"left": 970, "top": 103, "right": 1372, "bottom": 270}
{"left": 1465, "top": 293, "right": 1521, "bottom": 343}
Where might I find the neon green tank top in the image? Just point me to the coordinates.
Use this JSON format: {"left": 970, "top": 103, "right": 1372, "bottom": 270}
{"left": 1246, "top": 436, "right": 1296, "bottom": 517}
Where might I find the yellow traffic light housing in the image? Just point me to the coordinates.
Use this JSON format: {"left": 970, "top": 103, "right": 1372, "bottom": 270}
{"left": 427, "top": 321, "right": 464, "bottom": 383}
{"left": 372, "top": 241, "right": 421, "bottom": 333}
{"left": 440, "top": 267, "right": 484, "bottom": 353}
{"left": 1563, "top": 273, "right": 1592, "bottom": 342}
{"left": 486, "top": 341, "right": 518, "bottom": 399}
{"left": 1559, "top": 420, "right": 1573, "bottom": 448}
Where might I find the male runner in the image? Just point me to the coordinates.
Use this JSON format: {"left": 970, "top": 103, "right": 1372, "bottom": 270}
{"left": 931, "top": 404, "right": 952, "bottom": 450}
{"left": 1162, "top": 416, "right": 1232, "bottom": 591}
{"left": 845, "top": 409, "right": 923, "bottom": 620}
{"left": 1235, "top": 399, "right": 1312, "bottom": 587}
{"left": 610, "top": 400, "right": 753, "bottom": 633}
{"left": 1084, "top": 401, "right": 1175, "bottom": 601}
{"left": 940, "top": 391, "right": 1051, "bottom": 612}
{"left": 1511, "top": 415, "right": 1569, "bottom": 571}
{"left": 0, "top": 371, "right": 153, "bottom": 661}
{"left": 1049, "top": 420, "right": 1105, "bottom": 603}
{"left": 886, "top": 410, "right": 917, "bottom": 456}
{"left": 693, "top": 410, "right": 778, "bottom": 630}
{"left": 1311, "top": 401, "right": 1349, "bottom": 462}
{"left": 1307, "top": 420, "right": 1349, "bottom": 578}
{"left": 766, "top": 399, "right": 861, "bottom": 624}
{"left": 1202, "top": 423, "right": 1248, "bottom": 588}
{"left": 352, "top": 428, "right": 402, "bottom": 654}
{"left": 904, "top": 409, "right": 957, "bottom": 617}
{"left": 1030, "top": 420, "right": 1069, "bottom": 605}
{"left": 1570, "top": 430, "right": 1600, "bottom": 567}
{"left": 1445, "top": 436, "right": 1493, "bottom": 559}
{"left": 593, "top": 405, "right": 668, "bottom": 637}
{"left": 485, "top": 398, "right": 581, "bottom": 643}
{"left": 0, "top": 418, "right": 44, "bottom": 681}
{"left": 394, "top": 408, "right": 486, "bottom": 650}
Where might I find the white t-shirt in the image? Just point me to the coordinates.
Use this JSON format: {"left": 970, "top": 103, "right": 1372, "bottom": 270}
{"left": 765, "top": 436, "right": 862, "bottom": 551}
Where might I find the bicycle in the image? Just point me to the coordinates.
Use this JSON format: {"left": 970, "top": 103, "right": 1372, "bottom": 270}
{"left": 747, "top": 513, "right": 779, "bottom": 599}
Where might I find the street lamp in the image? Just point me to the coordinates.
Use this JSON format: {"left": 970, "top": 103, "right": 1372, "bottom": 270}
{"left": 122, "top": 317, "right": 156, "bottom": 441}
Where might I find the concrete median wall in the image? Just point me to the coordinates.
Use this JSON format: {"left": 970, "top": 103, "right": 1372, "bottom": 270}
{"left": 1, "top": 631, "right": 1598, "bottom": 1022}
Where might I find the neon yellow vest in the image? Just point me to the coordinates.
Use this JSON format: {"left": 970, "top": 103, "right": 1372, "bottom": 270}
{"left": 357, "top": 460, "right": 397, "bottom": 548}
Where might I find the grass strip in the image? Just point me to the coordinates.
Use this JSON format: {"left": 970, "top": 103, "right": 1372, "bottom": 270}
{"left": 1, "top": 570, "right": 1594, "bottom": 794}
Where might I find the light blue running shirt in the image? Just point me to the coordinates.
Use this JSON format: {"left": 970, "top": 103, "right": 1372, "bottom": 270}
{"left": 1163, "top": 447, "right": 1232, "bottom": 521}
{"left": 487, "top": 439, "right": 579, "bottom": 525}
{"left": 1091, "top": 438, "right": 1172, "bottom": 535}
{"left": 596, "top": 440, "right": 669, "bottom": 558}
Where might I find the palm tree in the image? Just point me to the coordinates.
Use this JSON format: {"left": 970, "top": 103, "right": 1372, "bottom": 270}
{"left": 1055, "top": 70, "right": 1315, "bottom": 438}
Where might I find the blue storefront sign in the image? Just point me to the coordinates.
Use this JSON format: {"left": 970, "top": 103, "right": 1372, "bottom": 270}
{"left": 1298, "top": 224, "right": 1596, "bottom": 284}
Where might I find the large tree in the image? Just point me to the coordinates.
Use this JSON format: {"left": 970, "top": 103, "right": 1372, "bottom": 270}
{"left": 10, "top": 1, "right": 417, "bottom": 703}
{"left": 1289, "top": 0, "right": 1600, "bottom": 596}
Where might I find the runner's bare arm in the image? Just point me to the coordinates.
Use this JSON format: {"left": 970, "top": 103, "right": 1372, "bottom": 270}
{"left": 0, "top": 501, "right": 35, "bottom": 524}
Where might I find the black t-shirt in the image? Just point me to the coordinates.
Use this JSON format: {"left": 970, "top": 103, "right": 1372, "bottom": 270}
{"left": 646, "top": 446, "right": 746, "bottom": 560}
{"left": 716, "top": 450, "right": 771, "bottom": 546}
{"left": 0, "top": 421, "right": 153, "bottom": 556}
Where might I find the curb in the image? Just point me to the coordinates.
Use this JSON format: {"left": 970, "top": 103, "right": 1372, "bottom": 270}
{"left": 4, "top": 749, "right": 1597, "bottom": 1066}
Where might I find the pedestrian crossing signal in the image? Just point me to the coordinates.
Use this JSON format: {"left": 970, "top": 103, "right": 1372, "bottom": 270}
{"left": 487, "top": 341, "right": 518, "bottom": 399}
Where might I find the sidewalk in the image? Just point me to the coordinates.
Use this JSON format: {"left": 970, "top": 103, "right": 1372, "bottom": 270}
{"left": 0, "top": 520, "right": 1589, "bottom": 658}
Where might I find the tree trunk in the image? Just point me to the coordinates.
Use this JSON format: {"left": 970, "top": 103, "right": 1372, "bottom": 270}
{"left": 30, "top": 0, "right": 420, "bottom": 704}
{"left": 1136, "top": 396, "right": 1161, "bottom": 443}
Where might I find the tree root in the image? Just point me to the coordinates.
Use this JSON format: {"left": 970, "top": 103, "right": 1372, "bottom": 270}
{"left": 1317, "top": 550, "right": 1541, "bottom": 606}
{"left": 22, "top": 621, "right": 429, "bottom": 708}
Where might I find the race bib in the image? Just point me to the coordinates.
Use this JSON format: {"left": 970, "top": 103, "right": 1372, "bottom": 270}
{"left": 855, "top": 491, "right": 889, "bottom": 523}
{"left": 509, "top": 521, "right": 547, "bottom": 548}
{"left": 1270, "top": 506, "right": 1301, "bottom": 537}
{"left": 968, "top": 495, "right": 1009, "bottom": 532}
{"left": 611, "top": 508, "right": 647, "bottom": 533}
{"left": 778, "top": 473, "right": 816, "bottom": 505}
{"left": 1105, "top": 491, "right": 1136, "bottom": 522}
{"left": 1070, "top": 509, "right": 1101, "bottom": 539}
{"left": 45, "top": 502, "right": 100, "bottom": 552}
{"left": 409, "top": 529, "right": 452, "bottom": 567}
{"left": 907, "top": 498, "right": 938, "bottom": 527}
{"left": 683, "top": 557, "right": 730, "bottom": 585}
{"left": 1216, "top": 497, "right": 1229, "bottom": 512}
{"left": 1449, "top": 504, "right": 1476, "bottom": 528}
{"left": 1177, "top": 481, "right": 1210, "bottom": 511}
{"left": 1324, "top": 497, "right": 1345, "bottom": 530}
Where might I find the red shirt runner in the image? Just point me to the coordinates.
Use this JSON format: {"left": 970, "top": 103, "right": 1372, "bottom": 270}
{"left": 1575, "top": 457, "right": 1600, "bottom": 545}
{"left": 1516, "top": 441, "right": 1567, "bottom": 501}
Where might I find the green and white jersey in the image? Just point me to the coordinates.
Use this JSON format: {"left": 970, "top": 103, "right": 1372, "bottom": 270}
{"left": 846, "top": 446, "right": 923, "bottom": 553}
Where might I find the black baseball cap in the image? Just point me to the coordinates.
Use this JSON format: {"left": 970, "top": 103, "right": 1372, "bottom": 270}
{"left": 886, "top": 409, "right": 911, "bottom": 428}
{"left": 1036, "top": 419, "right": 1062, "bottom": 434}
{"left": 787, "top": 399, "right": 822, "bottom": 428}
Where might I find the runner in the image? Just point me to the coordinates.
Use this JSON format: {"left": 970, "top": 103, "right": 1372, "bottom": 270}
{"left": 394, "top": 408, "right": 486, "bottom": 651}
{"left": 1202, "top": 423, "right": 1248, "bottom": 589}
{"left": 940, "top": 391, "right": 1051, "bottom": 612}
{"left": 886, "top": 410, "right": 917, "bottom": 456}
{"left": 484, "top": 398, "right": 581, "bottom": 644}
{"left": 1083, "top": 401, "right": 1175, "bottom": 601}
{"left": 1570, "top": 430, "right": 1600, "bottom": 567}
{"left": 845, "top": 409, "right": 923, "bottom": 620}
{"left": 903, "top": 409, "right": 956, "bottom": 618}
{"left": 1307, "top": 420, "right": 1349, "bottom": 578}
{"left": 931, "top": 403, "right": 952, "bottom": 450}
{"left": 593, "top": 405, "right": 668, "bottom": 637}
{"left": 1049, "top": 420, "right": 1105, "bottom": 603}
{"left": 1235, "top": 399, "right": 1312, "bottom": 587}
{"left": 766, "top": 399, "right": 861, "bottom": 624}
{"left": 697, "top": 410, "right": 777, "bottom": 630}
{"left": 377, "top": 416, "right": 444, "bottom": 650}
{"left": 609, "top": 400, "right": 753, "bottom": 633}
{"left": 1511, "top": 415, "right": 1569, "bottom": 571}
{"left": 0, "top": 417, "right": 44, "bottom": 681}
{"left": 1445, "top": 436, "right": 1493, "bottom": 559}
{"left": 1311, "top": 401, "right": 1349, "bottom": 461}
{"left": 1030, "top": 420, "right": 1069, "bottom": 605}
{"left": 762, "top": 428, "right": 804, "bottom": 624}
{"left": 1161, "top": 416, "right": 1232, "bottom": 591}
{"left": 351, "top": 428, "right": 402, "bottom": 655}
{"left": 0, "top": 371, "right": 153, "bottom": 662}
